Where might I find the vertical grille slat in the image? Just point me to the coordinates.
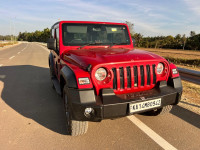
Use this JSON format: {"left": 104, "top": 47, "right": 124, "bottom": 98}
{"left": 111, "top": 63, "right": 157, "bottom": 91}
{"left": 126, "top": 67, "right": 131, "bottom": 88}
{"left": 140, "top": 65, "right": 144, "bottom": 86}
{"left": 146, "top": 65, "right": 151, "bottom": 85}
{"left": 112, "top": 68, "right": 117, "bottom": 89}
{"left": 116, "top": 68, "right": 121, "bottom": 90}
{"left": 153, "top": 64, "right": 156, "bottom": 84}
{"left": 119, "top": 67, "right": 124, "bottom": 89}
{"left": 134, "top": 66, "right": 138, "bottom": 87}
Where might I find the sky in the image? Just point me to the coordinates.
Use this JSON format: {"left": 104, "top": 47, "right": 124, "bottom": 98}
{"left": 0, "top": 0, "right": 200, "bottom": 37}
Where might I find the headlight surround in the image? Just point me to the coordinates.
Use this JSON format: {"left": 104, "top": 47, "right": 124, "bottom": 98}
{"left": 95, "top": 68, "right": 107, "bottom": 81}
{"left": 157, "top": 63, "right": 164, "bottom": 74}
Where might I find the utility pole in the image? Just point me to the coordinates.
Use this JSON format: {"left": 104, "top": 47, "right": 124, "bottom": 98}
{"left": 12, "top": 19, "right": 14, "bottom": 44}
{"left": 13, "top": 18, "right": 15, "bottom": 43}
{"left": 10, "top": 19, "right": 12, "bottom": 43}
{"left": 14, "top": 16, "right": 16, "bottom": 42}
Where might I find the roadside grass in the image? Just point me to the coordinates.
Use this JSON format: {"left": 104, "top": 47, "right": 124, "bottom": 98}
{"left": 165, "top": 57, "right": 200, "bottom": 67}
{"left": 0, "top": 41, "right": 18, "bottom": 48}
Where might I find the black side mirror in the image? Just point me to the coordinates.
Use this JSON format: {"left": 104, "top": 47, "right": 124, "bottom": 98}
{"left": 47, "top": 38, "right": 56, "bottom": 50}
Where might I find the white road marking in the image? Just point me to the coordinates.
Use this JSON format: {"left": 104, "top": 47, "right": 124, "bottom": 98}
{"left": 21, "top": 43, "right": 29, "bottom": 52}
{"left": 127, "top": 116, "right": 177, "bottom": 150}
{"left": 9, "top": 56, "right": 15, "bottom": 60}
{"left": 17, "top": 52, "right": 21, "bottom": 54}
{"left": 37, "top": 44, "right": 49, "bottom": 52}
{"left": 0, "top": 64, "right": 3, "bottom": 67}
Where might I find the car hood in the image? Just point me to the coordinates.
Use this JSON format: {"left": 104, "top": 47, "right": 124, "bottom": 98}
{"left": 63, "top": 48, "right": 165, "bottom": 69}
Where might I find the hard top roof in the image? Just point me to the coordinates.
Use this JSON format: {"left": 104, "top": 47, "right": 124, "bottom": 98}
{"left": 51, "top": 21, "right": 127, "bottom": 29}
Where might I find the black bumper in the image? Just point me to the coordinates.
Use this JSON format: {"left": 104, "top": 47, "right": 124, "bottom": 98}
{"left": 66, "top": 77, "right": 182, "bottom": 122}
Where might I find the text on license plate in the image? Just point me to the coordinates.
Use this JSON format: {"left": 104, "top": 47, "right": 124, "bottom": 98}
{"left": 129, "top": 98, "right": 161, "bottom": 113}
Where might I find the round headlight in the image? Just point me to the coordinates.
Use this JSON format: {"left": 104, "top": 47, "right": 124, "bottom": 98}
{"left": 157, "top": 63, "right": 164, "bottom": 74}
{"left": 95, "top": 68, "right": 107, "bottom": 81}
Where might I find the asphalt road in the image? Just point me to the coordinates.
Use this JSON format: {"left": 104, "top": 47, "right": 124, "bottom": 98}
{"left": 0, "top": 43, "right": 200, "bottom": 150}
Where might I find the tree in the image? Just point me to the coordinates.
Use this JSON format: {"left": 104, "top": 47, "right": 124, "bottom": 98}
{"left": 175, "top": 34, "right": 182, "bottom": 49}
{"left": 17, "top": 28, "right": 50, "bottom": 42}
{"left": 133, "top": 33, "right": 143, "bottom": 47}
{"left": 125, "top": 21, "right": 134, "bottom": 36}
{"left": 182, "top": 34, "right": 187, "bottom": 50}
{"left": 190, "top": 31, "right": 196, "bottom": 37}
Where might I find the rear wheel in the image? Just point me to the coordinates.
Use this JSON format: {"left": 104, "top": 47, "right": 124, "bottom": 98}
{"left": 143, "top": 105, "right": 173, "bottom": 116}
{"left": 63, "top": 86, "right": 88, "bottom": 136}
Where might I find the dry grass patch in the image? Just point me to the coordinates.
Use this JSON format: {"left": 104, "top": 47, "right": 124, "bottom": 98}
{"left": 138, "top": 48, "right": 200, "bottom": 59}
{"left": 179, "top": 81, "right": 200, "bottom": 115}
{"left": 137, "top": 48, "right": 200, "bottom": 70}
{"left": 0, "top": 42, "right": 18, "bottom": 48}
{"left": 182, "top": 81, "right": 200, "bottom": 105}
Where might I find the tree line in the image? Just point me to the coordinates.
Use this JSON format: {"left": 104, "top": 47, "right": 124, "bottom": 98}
{"left": 132, "top": 31, "right": 200, "bottom": 51}
{"left": 18, "top": 28, "right": 50, "bottom": 43}
{"left": 1, "top": 24, "right": 200, "bottom": 51}
{"left": 125, "top": 21, "right": 200, "bottom": 51}
{"left": 0, "top": 35, "right": 17, "bottom": 41}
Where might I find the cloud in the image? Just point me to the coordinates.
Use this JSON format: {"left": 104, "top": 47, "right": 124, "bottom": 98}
{"left": 184, "top": 0, "right": 200, "bottom": 15}
{"left": 55, "top": 0, "right": 166, "bottom": 35}
{"left": 1, "top": 0, "right": 200, "bottom": 36}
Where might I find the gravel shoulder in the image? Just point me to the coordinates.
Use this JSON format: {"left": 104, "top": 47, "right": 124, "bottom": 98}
{"left": 179, "top": 81, "right": 200, "bottom": 115}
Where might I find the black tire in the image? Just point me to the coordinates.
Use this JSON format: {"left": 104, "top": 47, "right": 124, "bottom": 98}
{"left": 143, "top": 105, "right": 173, "bottom": 116}
{"left": 49, "top": 60, "right": 56, "bottom": 89}
{"left": 49, "top": 61, "right": 56, "bottom": 79}
{"left": 63, "top": 86, "right": 88, "bottom": 136}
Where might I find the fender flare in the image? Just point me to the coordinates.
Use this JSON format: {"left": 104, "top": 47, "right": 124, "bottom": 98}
{"left": 60, "top": 66, "right": 78, "bottom": 88}
{"left": 49, "top": 53, "right": 54, "bottom": 67}
{"left": 49, "top": 53, "right": 56, "bottom": 78}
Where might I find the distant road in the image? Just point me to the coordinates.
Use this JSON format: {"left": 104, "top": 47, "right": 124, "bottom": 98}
{"left": 0, "top": 43, "right": 200, "bottom": 149}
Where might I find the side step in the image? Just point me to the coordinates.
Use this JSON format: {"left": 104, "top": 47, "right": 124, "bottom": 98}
{"left": 52, "top": 78, "right": 62, "bottom": 95}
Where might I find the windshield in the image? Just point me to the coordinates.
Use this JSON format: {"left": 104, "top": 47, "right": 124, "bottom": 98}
{"left": 62, "top": 23, "right": 130, "bottom": 46}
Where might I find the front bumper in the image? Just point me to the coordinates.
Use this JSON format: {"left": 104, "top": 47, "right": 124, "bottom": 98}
{"left": 66, "top": 77, "right": 182, "bottom": 122}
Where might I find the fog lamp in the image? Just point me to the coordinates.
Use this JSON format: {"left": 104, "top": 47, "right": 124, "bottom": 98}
{"left": 84, "top": 107, "right": 94, "bottom": 118}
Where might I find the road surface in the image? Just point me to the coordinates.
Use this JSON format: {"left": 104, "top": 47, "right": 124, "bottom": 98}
{"left": 0, "top": 43, "right": 200, "bottom": 150}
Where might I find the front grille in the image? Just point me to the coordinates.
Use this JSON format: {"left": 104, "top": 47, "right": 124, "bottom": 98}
{"left": 112, "top": 64, "right": 157, "bottom": 90}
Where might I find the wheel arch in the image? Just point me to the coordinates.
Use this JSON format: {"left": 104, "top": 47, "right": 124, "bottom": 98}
{"left": 60, "top": 66, "right": 78, "bottom": 90}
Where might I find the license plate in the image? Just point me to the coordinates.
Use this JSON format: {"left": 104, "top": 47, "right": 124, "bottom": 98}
{"left": 129, "top": 98, "right": 161, "bottom": 113}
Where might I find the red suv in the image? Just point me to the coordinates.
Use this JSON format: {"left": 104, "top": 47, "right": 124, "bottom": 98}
{"left": 47, "top": 21, "right": 182, "bottom": 136}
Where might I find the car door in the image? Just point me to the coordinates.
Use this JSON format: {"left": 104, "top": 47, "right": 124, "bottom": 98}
{"left": 52, "top": 27, "right": 60, "bottom": 80}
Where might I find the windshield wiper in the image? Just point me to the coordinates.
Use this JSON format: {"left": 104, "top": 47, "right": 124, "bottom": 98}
{"left": 78, "top": 42, "right": 103, "bottom": 49}
{"left": 109, "top": 42, "right": 128, "bottom": 48}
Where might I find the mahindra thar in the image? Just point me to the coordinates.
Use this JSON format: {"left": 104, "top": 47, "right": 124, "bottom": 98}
{"left": 47, "top": 21, "right": 182, "bottom": 136}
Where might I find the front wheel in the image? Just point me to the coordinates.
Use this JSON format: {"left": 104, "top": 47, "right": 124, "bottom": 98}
{"left": 63, "top": 86, "right": 88, "bottom": 136}
{"left": 49, "top": 60, "right": 56, "bottom": 89}
{"left": 143, "top": 105, "right": 173, "bottom": 116}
